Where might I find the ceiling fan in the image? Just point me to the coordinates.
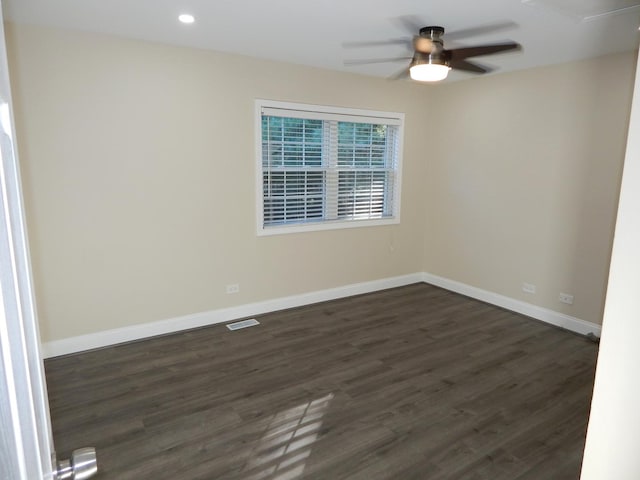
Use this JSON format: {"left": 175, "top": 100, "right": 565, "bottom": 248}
{"left": 344, "top": 21, "right": 522, "bottom": 82}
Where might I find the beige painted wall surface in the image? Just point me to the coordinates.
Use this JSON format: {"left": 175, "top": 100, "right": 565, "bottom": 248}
{"left": 423, "top": 51, "right": 636, "bottom": 324}
{"left": 6, "top": 24, "right": 429, "bottom": 342}
{"left": 5, "top": 21, "right": 636, "bottom": 343}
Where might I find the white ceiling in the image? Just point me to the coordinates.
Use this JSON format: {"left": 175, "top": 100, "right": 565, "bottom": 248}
{"left": 3, "top": 0, "right": 640, "bottom": 82}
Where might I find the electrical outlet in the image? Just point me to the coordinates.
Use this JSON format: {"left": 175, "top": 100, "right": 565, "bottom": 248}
{"left": 226, "top": 284, "right": 240, "bottom": 294}
{"left": 559, "top": 292, "right": 574, "bottom": 305}
{"left": 522, "top": 282, "right": 536, "bottom": 294}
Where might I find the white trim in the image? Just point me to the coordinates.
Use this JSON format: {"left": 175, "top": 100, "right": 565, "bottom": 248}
{"left": 258, "top": 99, "right": 404, "bottom": 124}
{"left": 41, "top": 273, "right": 423, "bottom": 358}
{"left": 257, "top": 217, "right": 400, "bottom": 236}
{"left": 0, "top": 11, "right": 55, "bottom": 479}
{"left": 421, "top": 272, "right": 602, "bottom": 337}
{"left": 41, "top": 271, "right": 602, "bottom": 358}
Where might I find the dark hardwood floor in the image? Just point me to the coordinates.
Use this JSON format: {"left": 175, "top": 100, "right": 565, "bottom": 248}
{"left": 45, "top": 283, "right": 598, "bottom": 479}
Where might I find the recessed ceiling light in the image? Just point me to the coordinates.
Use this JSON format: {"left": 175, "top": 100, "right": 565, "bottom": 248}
{"left": 178, "top": 14, "right": 195, "bottom": 24}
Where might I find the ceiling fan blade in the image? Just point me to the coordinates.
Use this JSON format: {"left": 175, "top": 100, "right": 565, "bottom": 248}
{"left": 344, "top": 56, "right": 412, "bottom": 66}
{"left": 388, "top": 67, "right": 410, "bottom": 80}
{"left": 449, "top": 59, "right": 493, "bottom": 74}
{"left": 448, "top": 42, "right": 521, "bottom": 60}
{"left": 392, "top": 15, "right": 425, "bottom": 35}
{"left": 342, "top": 38, "right": 412, "bottom": 49}
{"left": 445, "top": 21, "right": 517, "bottom": 42}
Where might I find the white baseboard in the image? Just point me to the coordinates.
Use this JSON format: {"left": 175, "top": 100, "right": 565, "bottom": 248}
{"left": 41, "top": 273, "right": 423, "bottom": 358}
{"left": 41, "top": 271, "right": 601, "bottom": 358}
{"left": 421, "top": 272, "right": 602, "bottom": 338}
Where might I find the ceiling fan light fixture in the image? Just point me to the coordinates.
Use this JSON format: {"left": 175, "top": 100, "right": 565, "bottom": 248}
{"left": 409, "top": 63, "right": 450, "bottom": 82}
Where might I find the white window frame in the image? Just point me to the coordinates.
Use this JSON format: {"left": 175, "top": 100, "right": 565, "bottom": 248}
{"left": 255, "top": 99, "right": 404, "bottom": 236}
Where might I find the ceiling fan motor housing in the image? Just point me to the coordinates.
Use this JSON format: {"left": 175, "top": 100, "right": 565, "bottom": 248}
{"left": 414, "top": 26, "right": 448, "bottom": 67}
{"left": 419, "top": 26, "right": 445, "bottom": 38}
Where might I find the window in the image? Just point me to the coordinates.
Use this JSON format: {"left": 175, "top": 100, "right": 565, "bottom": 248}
{"left": 256, "top": 100, "right": 404, "bottom": 235}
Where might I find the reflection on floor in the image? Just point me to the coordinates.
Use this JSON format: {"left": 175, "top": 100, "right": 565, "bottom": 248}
{"left": 244, "top": 394, "right": 334, "bottom": 480}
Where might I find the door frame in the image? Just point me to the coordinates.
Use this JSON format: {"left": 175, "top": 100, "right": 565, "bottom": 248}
{"left": 0, "top": 3, "right": 56, "bottom": 479}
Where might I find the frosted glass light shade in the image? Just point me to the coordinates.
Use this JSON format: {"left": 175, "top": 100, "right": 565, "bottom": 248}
{"left": 409, "top": 64, "right": 450, "bottom": 82}
{"left": 178, "top": 14, "right": 195, "bottom": 24}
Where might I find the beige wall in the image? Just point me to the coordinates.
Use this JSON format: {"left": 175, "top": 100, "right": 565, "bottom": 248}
{"left": 5, "top": 23, "right": 636, "bottom": 343}
{"left": 424, "top": 52, "right": 636, "bottom": 324}
{"left": 6, "top": 24, "right": 428, "bottom": 342}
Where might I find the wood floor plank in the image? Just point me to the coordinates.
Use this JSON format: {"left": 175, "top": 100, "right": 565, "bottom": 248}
{"left": 45, "top": 283, "right": 597, "bottom": 479}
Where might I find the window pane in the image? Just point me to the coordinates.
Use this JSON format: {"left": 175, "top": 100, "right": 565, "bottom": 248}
{"left": 337, "top": 171, "right": 392, "bottom": 219}
{"left": 263, "top": 170, "right": 326, "bottom": 224}
{"left": 337, "top": 122, "right": 389, "bottom": 168}
{"left": 263, "top": 117, "right": 324, "bottom": 170}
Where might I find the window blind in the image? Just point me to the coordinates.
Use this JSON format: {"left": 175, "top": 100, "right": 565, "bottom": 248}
{"left": 258, "top": 101, "right": 403, "bottom": 233}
